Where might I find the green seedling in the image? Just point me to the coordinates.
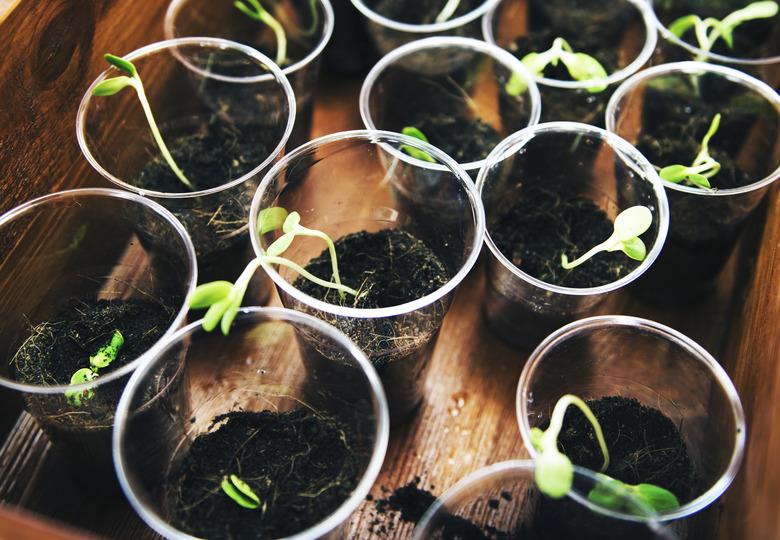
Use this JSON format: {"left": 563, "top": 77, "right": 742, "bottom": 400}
{"left": 532, "top": 394, "right": 680, "bottom": 515}
{"left": 93, "top": 54, "right": 193, "bottom": 190}
{"left": 401, "top": 126, "right": 436, "bottom": 163}
{"left": 65, "top": 330, "right": 124, "bottom": 406}
{"left": 302, "top": 0, "right": 319, "bottom": 36}
{"left": 560, "top": 206, "right": 653, "bottom": 270}
{"left": 669, "top": 1, "right": 778, "bottom": 61}
{"left": 191, "top": 207, "right": 361, "bottom": 335}
{"left": 506, "top": 37, "right": 608, "bottom": 96}
{"left": 235, "top": 0, "right": 287, "bottom": 65}
{"left": 435, "top": 0, "right": 461, "bottom": 23}
{"left": 659, "top": 114, "right": 722, "bottom": 189}
{"left": 221, "top": 474, "right": 262, "bottom": 510}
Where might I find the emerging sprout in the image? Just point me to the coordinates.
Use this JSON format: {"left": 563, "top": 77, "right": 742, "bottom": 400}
{"left": 221, "top": 474, "right": 262, "bottom": 510}
{"left": 65, "top": 330, "right": 124, "bottom": 406}
{"left": 659, "top": 114, "right": 722, "bottom": 190}
{"left": 401, "top": 126, "right": 436, "bottom": 163}
{"left": 669, "top": 1, "right": 778, "bottom": 61}
{"left": 531, "top": 394, "right": 610, "bottom": 498}
{"left": 532, "top": 394, "right": 680, "bottom": 515}
{"left": 235, "top": 0, "right": 287, "bottom": 66}
{"left": 191, "top": 208, "right": 361, "bottom": 335}
{"left": 506, "top": 37, "right": 608, "bottom": 96}
{"left": 435, "top": 0, "right": 461, "bottom": 23}
{"left": 560, "top": 206, "right": 653, "bottom": 270}
{"left": 93, "top": 54, "right": 193, "bottom": 190}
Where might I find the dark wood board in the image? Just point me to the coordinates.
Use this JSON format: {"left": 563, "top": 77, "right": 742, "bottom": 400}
{"left": 0, "top": 1, "right": 777, "bottom": 539}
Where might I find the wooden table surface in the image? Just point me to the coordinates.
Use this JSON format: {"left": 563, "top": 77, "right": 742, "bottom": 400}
{"left": 0, "top": 1, "right": 779, "bottom": 539}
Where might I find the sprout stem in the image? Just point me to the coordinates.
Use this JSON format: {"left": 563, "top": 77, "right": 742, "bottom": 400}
{"left": 545, "top": 394, "right": 610, "bottom": 472}
{"left": 235, "top": 0, "right": 288, "bottom": 65}
{"left": 435, "top": 0, "right": 461, "bottom": 23}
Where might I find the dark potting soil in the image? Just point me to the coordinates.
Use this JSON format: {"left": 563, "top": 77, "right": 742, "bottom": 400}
{"left": 12, "top": 298, "right": 174, "bottom": 387}
{"left": 168, "top": 409, "right": 359, "bottom": 540}
{"left": 410, "top": 113, "right": 504, "bottom": 163}
{"left": 490, "top": 186, "right": 641, "bottom": 288}
{"left": 555, "top": 396, "right": 696, "bottom": 502}
{"left": 367, "top": 0, "right": 479, "bottom": 25}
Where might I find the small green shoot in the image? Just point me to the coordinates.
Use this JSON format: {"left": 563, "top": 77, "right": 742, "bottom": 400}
{"left": 235, "top": 0, "right": 287, "bottom": 66}
{"left": 669, "top": 1, "right": 778, "bottom": 60}
{"left": 588, "top": 474, "right": 680, "bottom": 515}
{"left": 435, "top": 0, "right": 461, "bottom": 23}
{"left": 506, "top": 37, "right": 608, "bottom": 96}
{"left": 93, "top": 54, "right": 193, "bottom": 190}
{"left": 401, "top": 126, "right": 436, "bottom": 163}
{"left": 301, "top": 0, "right": 319, "bottom": 37}
{"left": 64, "top": 330, "right": 124, "bottom": 406}
{"left": 221, "top": 474, "right": 261, "bottom": 510}
{"left": 191, "top": 208, "right": 361, "bottom": 335}
{"left": 531, "top": 394, "right": 610, "bottom": 498}
{"left": 560, "top": 206, "right": 653, "bottom": 270}
{"left": 659, "top": 114, "right": 722, "bottom": 189}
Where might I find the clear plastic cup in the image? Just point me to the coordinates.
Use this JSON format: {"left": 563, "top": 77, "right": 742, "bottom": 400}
{"left": 477, "top": 122, "right": 669, "bottom": 350}
{"left": 649, "top": 0, "right": 780, "bottom": 88}
{"left": 165, "top": 0, "right": 334, "bottom": 149}
{"left": 351, "top": 0, "right": 501, "bottom": 56}
{"left": 250, "top": 130, "right": 485, "bottom": 422}
{"left": 518, "top": 316, "right": 746, "bottom": 536}
{"left": 114, "top": 307, "right": 389, "bottom": 540}
{"left": 482, "top": 0, "right": 657, "bottom": 125}
{"left": 0, "top": 188, "right": 196, "bottom": 483}
{"left": 605, "top": 61, "right": 780, "bottom": 303}
{"left": 414, "top": 460, "right": 676, "bottom": 539}
{"left": 360, "top": 36, "right": 541, "bottom": 175}
{"left": 77, "top": 37, "right": 295, "bottom": 290}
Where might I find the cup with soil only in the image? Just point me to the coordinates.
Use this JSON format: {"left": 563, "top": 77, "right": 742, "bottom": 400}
{"left": 518, "top": 316, "right": 746, "bottom": 538}
{"left": 250, "top": 130, "right": 485, "bottom": 422}
{"left": 114, "top": 307, "right": 389, "bottom": 540}
{"left": 360, "top": 36, "right": 541, "bottom": 176}
{"left": 0, "top": 188, "right": 196, "bottom": 486}
{"left": 78, "top": 37, "right": 295, "bottom": 292}
{"left": 478, "top": 122, "right": 669, "bottom": 350}
{"left": 483, "top": 0, "right": 657, "bottom": 126}
{"left": 606, "top": 62, "right": 780, "bottom": 304}
{"left": 350, "top": 0, "right": 501, "bottom": 56}
{"left": 165, "top": 0, "right": 334, "bottom": 149}
{"left": 413, "top": 460, "right": 676, "bottom": 540}
{"left": 650, "top": 0, "right": 780, "bottom": 88}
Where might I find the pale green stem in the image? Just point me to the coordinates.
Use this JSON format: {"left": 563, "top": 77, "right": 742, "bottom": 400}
{"left": 263, "top": 255, "right": 359, "bottom": 297}
{"left": 435, "top": 0, "right": 461, "bottom": 23}
{"left": 560, "top": 237, "right": 613, "bottom": 270}
{"left": 293, "top": 226, "right": 343, "bottom": 287}
{"left": 130, "top": 79, "right": 193, "bottom": 190}
{"left": 544, "top": 395, "right": 610, "bottom": 472}
{"left": 260, "top": 9, "right": 288, "bottom": 65}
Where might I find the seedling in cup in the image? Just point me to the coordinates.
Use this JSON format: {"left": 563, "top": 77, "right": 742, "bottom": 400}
{"left": 65, "top": 330, "right": 124, "bottom": 406}
{"left": 401, "top": 126, "right": 436, "bottom": 163}
{"left": 531, "top": 394, "right": 680, "bottom": 514}
{"left": 235, "top": 0, "right": 287, "bottom": 65}
{"left": 659, "top": 114, "right": 722, "bottom": 189}
{"left": 221, "top": 474, "right": 264, "bottom": 511}
{"left": 669, "top": 1, "right": 778, "bottom": 62}
{"left": 560, "top": 206, "right": 653, "bottom": 270}
{"left": 92, "top": 54, "right": 194, "bottom": 190}
{"left": 506, "top": 38, "right": 608, "bottom": 96}
{"left": 190, "top": 207, "right": 362, "bottom": 334}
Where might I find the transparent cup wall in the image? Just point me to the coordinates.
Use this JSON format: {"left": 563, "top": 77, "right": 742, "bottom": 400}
{"left": 361, "top": 36, "right": 541, "bottom": 174}
{"left": 78, "top": 38, "right": 294, "bottom": 291}
{"left": 483, "top": 0, "right": 656, "bottom": 125}
{"left": 414, "top": 461, "right": 675, "bottom": 540}
{"left": 0, "top": 189, "right": 196, "bottom": 481}
{"left": 479, "top": 123, "right": 667, "bottom": 350}
{"left": 114, "top": 308, "right": 388, "bottom": 540}
{"left": 251, "top": 132, "right": 483, "bottom": 422}
{"left": 650, "top": 0, "right": 780, "bottom": 88}
{"left": 606, "top": 63, "right": 780, "bottom": 302}
{"left": 518, "top": 317, "right": 745, "bottom": 537}
{"left": 165, "top": 0, "right": 334, "bottom": 148}
{"left": 351, "top": 0, "right": 500, "bottom": 56}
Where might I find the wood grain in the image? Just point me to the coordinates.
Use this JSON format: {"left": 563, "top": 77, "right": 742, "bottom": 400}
{"left": 0, "top": 1, "right": 778, "bottom": 539}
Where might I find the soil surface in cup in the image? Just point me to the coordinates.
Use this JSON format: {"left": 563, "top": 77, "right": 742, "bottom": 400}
{"left": 409, "top": 113, "right": 503, "bottom": 164}
{"left": 167, "top": 409, "right": 359, "bottom": 539}
{"left": 366, "top": 0, "right": 479, "bottom": 24}
{"left": 654, "top": 1, "right": 779, "bottom": 59}
{"left": 490, "top": 186, "right": 642, "bottom": 288}
{"left": 555, "top": 396, "right": 696, "bottom": 502}
{"left": 13, "top": 297, "right": 174, "bottom": 402}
